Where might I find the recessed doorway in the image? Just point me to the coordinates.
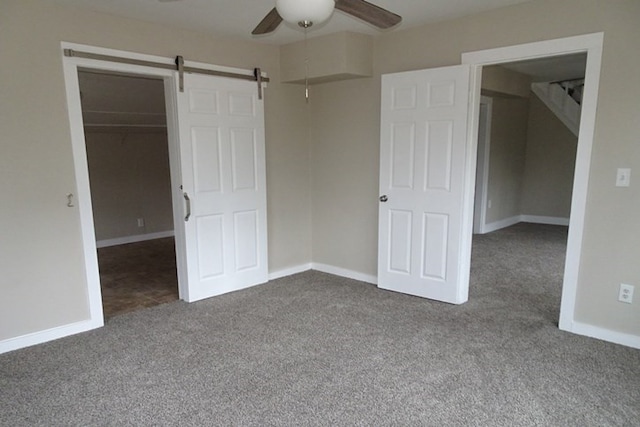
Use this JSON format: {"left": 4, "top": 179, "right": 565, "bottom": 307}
{"left": 470, "top": 52, "right": 587, "bottom": 325}
{"left": 462, "top": 33, "right": 604, "bottom": 336}
{"left": 78, "top": 70, "right": 179, "bottom": 318}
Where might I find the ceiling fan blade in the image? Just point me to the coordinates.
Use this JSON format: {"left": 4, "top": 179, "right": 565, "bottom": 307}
{"left": 335, "top": 0, "right": 402, "bottom": 29}
{"left": 252, "top": 8, "right": 283, "bottom": 35}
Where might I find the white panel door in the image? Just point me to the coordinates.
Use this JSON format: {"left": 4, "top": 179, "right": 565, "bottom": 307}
{"left": 176, "top": 73, "right": 268, "bottom": 302}
{"left": 378, "top": 65, "right": 471, "bottom": 304}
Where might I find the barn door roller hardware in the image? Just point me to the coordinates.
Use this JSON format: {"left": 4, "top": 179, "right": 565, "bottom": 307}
{"left": 63, "top": 49, "right": 269, "bottom": 99}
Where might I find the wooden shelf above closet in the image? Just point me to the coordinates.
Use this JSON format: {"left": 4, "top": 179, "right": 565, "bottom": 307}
{"left": 280, "top": 32, "right": 373, "bottom": 85}
{"left": 82, "top": 110, "right": 167, "bottom": 132}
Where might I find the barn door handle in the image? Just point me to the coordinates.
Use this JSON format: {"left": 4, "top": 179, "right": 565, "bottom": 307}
{"left": 183, "top": 192, "right": 191, "bottom": 222}
{"left": 379, "top": 195, "right": 388, "bottom": 202}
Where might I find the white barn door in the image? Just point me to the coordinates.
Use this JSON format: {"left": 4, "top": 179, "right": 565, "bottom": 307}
{"left": 176, "top": 73, "right": 268, "bottom": 302}
{"left": 378, "top": 65, "right": 471, "bottom": 304}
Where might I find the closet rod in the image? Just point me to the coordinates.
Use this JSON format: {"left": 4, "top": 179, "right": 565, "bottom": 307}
{"left": 63, "top": 49, "right": 270, "bottom": 85}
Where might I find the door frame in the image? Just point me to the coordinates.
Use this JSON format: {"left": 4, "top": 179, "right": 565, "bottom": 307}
{"left": 473, "top": 96, "right": 493, "bottom": 234}
{"left": 61, "top": 42, "right": 260, "bottom": 326}
{"left": 461, "top": 32, "right": 604, "bottom": 333}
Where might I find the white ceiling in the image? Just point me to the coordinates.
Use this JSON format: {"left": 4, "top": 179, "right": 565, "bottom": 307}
{"left": 56, "top": 0, "right": 534, "bottom": 45}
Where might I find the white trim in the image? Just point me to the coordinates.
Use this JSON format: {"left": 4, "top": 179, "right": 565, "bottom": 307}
{"left": 62, "top": 49, "right": 105, "bottom": 331}
{"left": 520, "top": 215, "right": 569, "bottom": 226}
{"left": 483, "top": 215, "right": 570, "bottom": 233}
{"left": 96, "top": 230, "right": 175, "bottom": 248}
{"left": 462, "top": 33, "right": 604, "bottom": 66}
{"left": 0, "top": 319, "right": 101, "bottom": 354}
{"left": 473, "top": 96, "right": 493, "bottom": 234}
{"left": 268, "top": 262, "right": 378, "bottom": 285}
{"left": 566, "top": 321, "right": 640, "bottom": 350}
{"left": 462, "top": 33, "right": 604, "bottom": 341}
{"left": 311, "top": 263, "right": 378, "bottom": 285}
{"left": 559, "top": 35, "right": 604, "bottom": 333}
{"left": 483, "top": 215, "right": 521, "bottom": 233}
{"left": 268, "top": 263, "right": 312, "bottom": 281}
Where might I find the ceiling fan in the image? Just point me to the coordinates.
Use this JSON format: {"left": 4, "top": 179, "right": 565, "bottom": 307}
{"left": 252, "top": 0, "right": 402, "bottom": 35}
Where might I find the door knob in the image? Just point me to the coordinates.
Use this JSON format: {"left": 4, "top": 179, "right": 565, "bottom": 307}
{"left": 379, "top": 195, "right": 388, "bottom": 202}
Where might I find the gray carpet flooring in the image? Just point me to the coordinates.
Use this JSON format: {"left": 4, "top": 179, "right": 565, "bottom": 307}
{"left": 1, "top": 223, "right": 639, "bottom": 426}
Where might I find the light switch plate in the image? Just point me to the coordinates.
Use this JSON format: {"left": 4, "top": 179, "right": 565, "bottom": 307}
{"left": 616, "top": 168, "right": 631, "bottom": 187}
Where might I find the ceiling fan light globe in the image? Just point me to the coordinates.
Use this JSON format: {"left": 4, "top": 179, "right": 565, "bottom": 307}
{"left": 276, "top": 0, "right": 335, "bottom": 26}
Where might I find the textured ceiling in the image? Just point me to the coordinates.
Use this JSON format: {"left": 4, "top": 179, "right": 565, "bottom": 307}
{"left": 56, "top": 0, "right": 534, "bottom": 45}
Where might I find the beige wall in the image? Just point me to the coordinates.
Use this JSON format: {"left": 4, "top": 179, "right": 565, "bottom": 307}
{"left": 484, "top": 97, "right": 530, "bottom": 224}
{"left": 521, "top": 95, "right": 578, "bottom": 218}
{"left": 482, "top": 65, "right": 532, "bottom": 98}
{"left": 310, "top": 78, "right": 380, "bottom": 274}
{"left": 478, "top": 66, "right": 531, "bottom": 225}
{"left": 481, "top": 91, "right": 577, "bottom": 225}
{"left": 0, "top": 0, "right": 310, "bottom": 340}
{"left": 85, "top": 131, "right": 174, "bottom": 241}
{"left": 310, "top": 0, "right": 640, "bottom": 337}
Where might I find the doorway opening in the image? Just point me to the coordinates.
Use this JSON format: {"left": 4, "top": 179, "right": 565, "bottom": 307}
{"left": 470, "top": 53, "right": 586, "bottom": 323}
{"left": 473, "top": 53, "right": 586, "bottom": 235}
{"left": 462, "top": 33, "right": 603, "bottom": 334}
{"left": 78, "top": 70, "right": 179, "bottom": 318}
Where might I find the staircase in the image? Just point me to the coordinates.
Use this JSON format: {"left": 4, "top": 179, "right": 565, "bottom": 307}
{"left": 531, "top": 79, "right": 584, "bottom": 136}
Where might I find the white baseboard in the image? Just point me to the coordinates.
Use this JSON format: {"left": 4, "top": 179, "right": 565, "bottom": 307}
{"left": 482, "top": 215, "right": 521, "bottom": 233}
{"left": 96, "top": 230, "right": 175, "bottom": 248}
{"left": 520, "top": 215, "right": 570, "bottom": 226}
{"left": 481, "top": 215, "right": 570, "bottom": 234}
{"left": 564, "top": 320, "right": 640, "bottom": 350}
{"left": 268, "top": 263, "right": 312, "bottom": 281}
{"left": 0, "top": 318, "right": 103, "bottom": 355}
{"left": 267, "top": 262, "right": 378, "bottom": 285}
{"left": 311, "top": 263, "right": 378, "bottom": 285}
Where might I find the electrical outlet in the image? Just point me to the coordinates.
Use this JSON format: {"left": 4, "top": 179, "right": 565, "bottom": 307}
{"left": 488, "top": 199, "right": 492, "bottom": 209}
{"left": 137, "top": 218, "right": 145, "bottom": 228}
{"left": 616, "top": 168, "right": 631, "bottom": 187}
{"left": 618, "top": 283, "right": 634, "bottom": 304}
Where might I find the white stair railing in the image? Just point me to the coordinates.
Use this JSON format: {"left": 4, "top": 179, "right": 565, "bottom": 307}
{"left": 531, "top": 81, "right": 582, "bottom": 136}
